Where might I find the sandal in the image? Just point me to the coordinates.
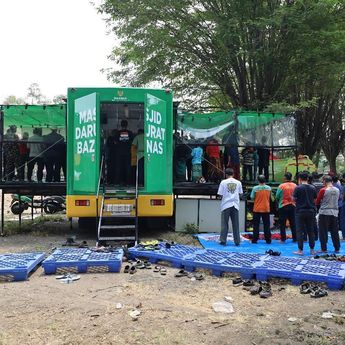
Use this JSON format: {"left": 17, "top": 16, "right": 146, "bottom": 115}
{"left": 310, "top": 287, "right": 328, "bottom": 298}
{"left": 175, "top": 269, "right": 189, "bottom": 277}
{"left": 144, "top": 261, "right": 152, "bottom": 269}
{"left": 243, "top": 279, "right": 255, "bottom": 287}
{"left": 232, "top": 277, "right": 243, "bottom": 287}
{"left": 129, "top": 266, "right": 137, "bottom": 274}
{"left": 57, "top": 273, "right": 80, "bottom": 282}
{"left": 250, "top": 284, "right": 262, "bottom": 295}
{"left": 160, "top": 267, "right": 167, "bottom": 275}
{"left": 299, "top": 282, "right": 312, "bottom": 294}
{"left": 123, "top": 265, "right": 131, "bottom": 273}
{"left": 259, "top": 283, "right": 272, "bottom": 298}
{"left": 193, "top": 273, "right": 204, "bottom": 280}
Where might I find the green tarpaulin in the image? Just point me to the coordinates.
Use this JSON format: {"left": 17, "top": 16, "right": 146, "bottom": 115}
{"left": 1, "top": 104, "right": 66, "bottom": 129}
{"left": 177, "top": 110, "right": 295, "bottom": 147}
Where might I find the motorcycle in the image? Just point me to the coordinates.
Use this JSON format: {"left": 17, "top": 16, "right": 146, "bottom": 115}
{"left": 10, "top": 195, "right": 66, "bottom": 215}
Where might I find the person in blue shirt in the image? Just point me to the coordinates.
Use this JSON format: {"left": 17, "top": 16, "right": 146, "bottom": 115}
{"left": 191, "top": 146, "right": 203, "bottom": 182}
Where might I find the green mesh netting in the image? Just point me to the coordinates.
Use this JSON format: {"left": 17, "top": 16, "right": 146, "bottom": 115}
{"left": 177, "top": 111, "right": 295, "bottom": 146}
{"left": 2, "top": 104, "right": 66, "bottom": 129}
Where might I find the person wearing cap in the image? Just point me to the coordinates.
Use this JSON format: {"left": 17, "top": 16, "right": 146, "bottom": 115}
{"left": 43, "top": 127, "right": 65, "bottom": 182}
{"left": 250, "top": 175, "right": 272, "bottom": 244}
{"left": 217, "top": 168, "right": 243, "bottom": 246}
{"left": 3, "top": 125, "right": 20, "bottom": 181}
{"left": 293, "top": 171, "right": 317, "bottom": 255}
{"left": 275, "top": 172, "right": 297, "bottom": 242}
{"left": 316, "top": 175, "right": 341, "bottom": 253}
{"left": 114, "top": 119, "right": 133, "bottom": 185}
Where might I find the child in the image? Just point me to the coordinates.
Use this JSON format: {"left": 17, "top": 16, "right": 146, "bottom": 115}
{"left": 191, "top": 146, "right": 203, "bottom": 182}
{"left": 242, "top": 146, "right": 254, "bottom": 181}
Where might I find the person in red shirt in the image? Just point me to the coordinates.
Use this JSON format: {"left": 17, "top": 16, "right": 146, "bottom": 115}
{"left": 275, "top": 172, "right": 297, "bottom": 242}
{"left": 205, "top": 138, "right": 222, "bottom": 182}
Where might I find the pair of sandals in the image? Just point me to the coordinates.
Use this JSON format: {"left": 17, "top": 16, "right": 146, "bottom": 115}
{"left": 233, "top": 278, "right": 272, "bottom": 298}
{"left": 232, "top": 278, "right": 254, "bottom": 287}
{"left": 300, "top": 282, "right": 328, "bottom": 298}
{"left": 249, "top": 281, "right": 272, "bottom": 298}
{"left": 174, "top": 269, "right": 204, "bottom": 280}
{"left": 124, "top": 260, "right": 152, "bottom": 274}
{"left": 153, "top": 266, "right": 167, "bottom": 275}
{"left": 55, "top": 273, "right": 80, "bottom": 283}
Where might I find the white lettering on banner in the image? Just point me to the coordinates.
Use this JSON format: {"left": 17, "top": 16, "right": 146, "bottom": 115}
{"left": 145, "top": 108, "right": 165, "bottom": 155}
{"left": 76, "top": 139, "right": 95, "bottom": 154}
{"left": 79, "top": 107, "right": 96, "bottom": 124}
{"left": 75, "top": 107, "right": 97, "bottom": 157}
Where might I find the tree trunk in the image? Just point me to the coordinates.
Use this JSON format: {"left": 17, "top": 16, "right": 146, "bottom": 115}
{"left": 312, "top": 148, "right": 321, "bottom": 170}
{"left": 328, "top": 155, "right": 337, "bottom": 174}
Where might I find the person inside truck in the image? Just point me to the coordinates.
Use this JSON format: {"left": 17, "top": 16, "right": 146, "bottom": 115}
{"left": 114, "top": 119, "right": 133, "bottom": 185}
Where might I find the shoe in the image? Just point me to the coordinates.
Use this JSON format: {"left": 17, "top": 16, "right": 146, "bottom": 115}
{"left": 310, "top": 287, "right": 328, "bottom": 298}
{"left": 243, "top": 279, "right": 255, "bottom": 287}
{"left": 300, "top": 282, "right": 312, "bottom": 294}
{"left": 175, "top": 269, "right": 189, "bottom": 277}
{"left": 265, "top": 249, "right": 281, "bottom": 256}
{"left": 259, "top": 282, "right": 272, "bottom": 298}
{"left": 232, "top": 277, "right": 243, "bottom": 287}
{"left": 123, "top": 265, "right": 130, "bottom": 273}
{"left": 219, "top": 242, "right": 226, "bottom": 246}
{"left": 251, "top": 241, "right": 258, "bottom": 244}
{"left": 250, "top": 284, "right": 262, "bottom": 295}
{"left": 129, "top": 266, "right": 137, "bottom": 274}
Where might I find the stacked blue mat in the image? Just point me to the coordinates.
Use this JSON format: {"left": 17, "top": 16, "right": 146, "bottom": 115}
{"left": 129, "top": 244, "right": 345, "bottom": 290}
{"left": 0, "top": 252, "right": 45, "bottom": 281}
{"left": 42, "top": 248, "right": 124, "bottom": 274}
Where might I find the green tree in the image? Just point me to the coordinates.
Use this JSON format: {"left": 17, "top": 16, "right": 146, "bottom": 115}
{"left": 99, "top": 0, "right": 345, "bottom": 156}
{"left": 52, "top": 94, "right": 67, "bottom": 104}
{"left": 27, "top": 83, "right": 42, "bottom": 104}
{"left": 3, "top": 95, "right": 26, "bottom": 105}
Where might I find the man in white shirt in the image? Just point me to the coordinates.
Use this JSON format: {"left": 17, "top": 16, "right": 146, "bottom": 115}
{"left": 217, "top": 168, "right": 243, "bottom": 246}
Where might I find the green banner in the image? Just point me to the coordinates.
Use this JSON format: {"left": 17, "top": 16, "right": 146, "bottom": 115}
{"left": 145, "top": 93, "right": 168, "bottom": 192}
{"left": 73, "top": 93, "right": 99, "bottom": 193}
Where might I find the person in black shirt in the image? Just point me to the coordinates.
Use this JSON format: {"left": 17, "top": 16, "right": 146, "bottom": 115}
{"left": 257, "top": 136, "right": 270, "bottom": 181}
{"left": 293, "top": 171, "right": 317, "bottom": 255}
{"left": 114, "top": 120, "right": 133, "bottom": 185}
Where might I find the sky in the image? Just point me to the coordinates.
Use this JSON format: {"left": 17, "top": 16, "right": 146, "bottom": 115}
{"left": 0, "top": 0, "right": 116, "bottom": 102}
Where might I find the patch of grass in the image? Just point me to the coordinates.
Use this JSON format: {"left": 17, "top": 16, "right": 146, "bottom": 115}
{"left": 3, "top": 215, "right": 69, "bottom": 236}
{"left": 181, "top": 222, "right": 199, "bottom": 234}
{"left": 155, "top": 231, "right": 200, "bottom": 246}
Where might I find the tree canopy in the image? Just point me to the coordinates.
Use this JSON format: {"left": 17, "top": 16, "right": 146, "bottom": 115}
{"left": 99, "top": 0, "right": 345, "bottom": 108}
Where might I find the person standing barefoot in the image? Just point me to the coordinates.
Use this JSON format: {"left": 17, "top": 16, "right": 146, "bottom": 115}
{"left": 293, "top": 172, "right": 317, "bottom": 255}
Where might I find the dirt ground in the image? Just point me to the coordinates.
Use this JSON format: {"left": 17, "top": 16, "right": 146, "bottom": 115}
{"left": 1, "top": 219, "right": 345, "bottom": 345}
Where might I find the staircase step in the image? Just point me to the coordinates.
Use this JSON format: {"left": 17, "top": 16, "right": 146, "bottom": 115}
{"left": 104, "top": 196, "right": 136, "bottom": 200}
{"left": 100, "top": 225, "right": 136, "bottom": 230}
{"left": 98, "top": 236, "right": 136, "bottom": 241}
{"left": 101, "top": 214, "right": 136, "bottom": 218}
